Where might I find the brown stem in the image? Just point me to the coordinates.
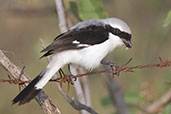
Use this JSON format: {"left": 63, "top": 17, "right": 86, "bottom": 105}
{"left": 0, "top": 49, "right": 61, "bottom": 114}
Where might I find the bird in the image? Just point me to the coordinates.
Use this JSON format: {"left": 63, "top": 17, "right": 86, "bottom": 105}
{"left": 12, "top": 18, "right": 132, "bottom": 105}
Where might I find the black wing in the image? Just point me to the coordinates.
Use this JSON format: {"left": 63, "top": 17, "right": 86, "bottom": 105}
{"left": 40, "top": 24, "right": 109, "bottom": 58}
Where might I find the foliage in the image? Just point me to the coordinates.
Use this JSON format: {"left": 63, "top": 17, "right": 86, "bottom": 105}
{"left": 164, "top": 10, "right": 171, "bottom": 27}
{"left": 70, "top": 0, "right": 107, "bottom": 21}
{"left": 101, "top": 96, "right": 112, "bottom": 106}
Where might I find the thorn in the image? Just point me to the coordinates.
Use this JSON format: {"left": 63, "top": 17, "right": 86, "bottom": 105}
{"left": 122, "top": 58, "right": 133, "bottom": 67}
{"left": 67, "top": 82, "right": 70, "bottom": 93}
{"left": 7, "top": 75, "right": 12, "bottom": 80}
{"left": 127, "top": 69, "right": 134, "bottom": 72}
{"left": 159, "top": 57, "right": 163, "bottom": 62}
{"left": 19, "top": 66, "right": 26, "bottom": 80}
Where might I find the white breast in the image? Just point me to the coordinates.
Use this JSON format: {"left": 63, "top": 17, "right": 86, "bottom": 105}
{"left": 78, "top": 33, "right": 123, "bottom": 69}
{"left": 55, "top": 33, "right": 124, "bottom": 70}
{"left": 108, "top": 33, "right": 124, "bottom": 52}
{"left": 79, "top": 39, "right": 111, "bottom": 69}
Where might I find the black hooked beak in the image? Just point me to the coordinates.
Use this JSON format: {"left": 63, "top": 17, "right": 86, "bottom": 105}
{"left": 122, "top": 39, "right": 132, "bottom": 48}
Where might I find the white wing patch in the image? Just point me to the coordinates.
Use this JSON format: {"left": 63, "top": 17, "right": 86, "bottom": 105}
{"left": 73, "top": 40, "right": 90, "bottom": 48}
{"left": 72, "top": 40, "right": 80, "bottom": 44}
{"left": 77, "top": 44, "right": 90, "bottom": 47}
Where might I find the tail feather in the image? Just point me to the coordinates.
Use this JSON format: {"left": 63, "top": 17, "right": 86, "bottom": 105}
{"left": 12, "top": 54, "right": 64, "bottom": 105}
{"left": 12, "top": 69, "right": 46, "bottom": 105}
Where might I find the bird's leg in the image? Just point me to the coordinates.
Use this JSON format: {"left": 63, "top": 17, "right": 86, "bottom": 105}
{"left": 51, "top": 68, "right": 65, "bottom": 82}
{"left": 67, "top": 64, "right": 77, "bottom": 85}
{"left": 101, "top": 60, "right": 120, "bottom": 77}
{"left": 56, "top": 68, "right": 71, "bottom": 82}
{"left": 59, "top": 68, "right": 65, "bottom": 78}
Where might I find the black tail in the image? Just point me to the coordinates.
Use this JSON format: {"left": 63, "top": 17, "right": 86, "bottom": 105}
{"left": 12, "top": 70, "right": 46, "bottom": 105}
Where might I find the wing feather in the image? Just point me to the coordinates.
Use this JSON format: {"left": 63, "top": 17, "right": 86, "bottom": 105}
{"left": 41, "top": 21, "right": 109, "bottom": 58}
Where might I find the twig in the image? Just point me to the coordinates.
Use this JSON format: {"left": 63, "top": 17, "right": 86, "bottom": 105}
{"left": 0, "top": 78, "right": 30, "bottom": 84}
{"left": 56, "top": 82, "right": 97, "bottom": 114}
{"left": 105, "top": 79, "right": 129, "bottom": 114}
{"left": 79, "top": 68, "right": 92, "bottom": 107}
{"left": 64, "top": 57, "right": 171, "bottom": 79}
{"left": 40, "top": 39, "right": 51, "bottom": 62}
{"left": 69, "top": 65, "right": 87, "bottom": 114}
{"left": 55, "top": 0, "right": 68, "bottom": 33}
{"left": 5, "top": 57, "right": 171, "bottom": 85}
{"left": 0, "top": 49, "right": 61, "bottom": 114}
{"left": 2, "top": 57, "right": 171, "bottom": 86}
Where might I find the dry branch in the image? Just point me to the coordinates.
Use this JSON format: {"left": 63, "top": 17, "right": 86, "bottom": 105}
{"left": 102, "top": 58, "right": 130, "bottom": 114}
{"left": 66, "top": 57, "right": 171, "bottom": 79}
{"left": 144, "top": 88, "right": 171, "bottom": 113}
{"left": 56, "top": 82, "right": 98, "bottom": 114}
{"left": 0, "top": 49, "right": 61, "bottom": 114}
{"left": 2, "top": 57, "right": 171, "bottom": 87}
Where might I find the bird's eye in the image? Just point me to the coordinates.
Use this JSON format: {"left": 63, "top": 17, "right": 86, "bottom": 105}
{"left": 113, "top": 29, "right": 121, "bottom": 35}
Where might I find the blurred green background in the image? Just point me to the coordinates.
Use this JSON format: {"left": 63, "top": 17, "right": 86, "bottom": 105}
{"left": 0, "top": 0, "right": 171, "bottom": 114}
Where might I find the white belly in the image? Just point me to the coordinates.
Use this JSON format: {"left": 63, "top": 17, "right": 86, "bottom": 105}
{"left": 79, "top": 40, "right": 111, "bottom": 69}
{"left": 55, "top": 34, "right": 123, "bottom": 70}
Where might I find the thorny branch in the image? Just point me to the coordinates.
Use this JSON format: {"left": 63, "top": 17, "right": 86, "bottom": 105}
{"left": 1, "top": 57, "right": 171, "bottom": 85}
{"left": 0, "top": 49, "right": 61, "bottom": 114}
{"left": 0, "top": 77, "right": 30, "bottom": 85}
{"left": 0, "top": 52, "right": 170, "bottom": 114}
{"left": 58, "top": 57, "right": 171, "bottom": 82}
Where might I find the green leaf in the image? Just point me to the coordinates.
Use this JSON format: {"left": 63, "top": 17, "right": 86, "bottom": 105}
{"left": 125, "top": 92, "right": 145, "bottom": 104}
{"left": 101, "top": 96, "right": 112, "bottom": 106}
{"left": 163, "top": 104, "right": 171, "bottom": 114}
{"left": 69, "top": 1, "right": 82, "bottom": 21}
{"left": 77, "top": 0, "right": 107, "bottom": 20}
{"left": 163, "top": 10, "right": 171, "bottom": 27}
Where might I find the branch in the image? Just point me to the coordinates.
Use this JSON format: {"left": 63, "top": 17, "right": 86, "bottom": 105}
{"left": 70, "top": 64, "right": 88, "bottom": 114}
{"left": 79, "top": 68, "right": 92, "bottom": 107}
{"left": 0, "top": 49, "right": 61, "bottom": 114}
{"left": 144, "top": 88, "right": 171, "bottom": 113}
{"left": 4, "top": 57, "right": 171, "bottom": 87}
{"left": 105, "top": 79, "right": 129, "bottom": 114}
{"left": 103, "top": 58, "right": 129, "bottom": 114}
{"left": 58, "top": 57, "right": 171, "bottom": 79}
{"left": 2, "top": 57, "right": 171, "bottom": 85}
{"left": 55, "top": 0, "right": 68, "bottom": 33}
{"left": 56, "top": 82, "right": 98, "bottom": 114}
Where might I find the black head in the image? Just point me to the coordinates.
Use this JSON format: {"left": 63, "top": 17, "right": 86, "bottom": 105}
{"left": 102, "top": 18, "right": 132, "bottom": 48}
{"left": 105, "top": 24, "right": 132, "bottom": 48}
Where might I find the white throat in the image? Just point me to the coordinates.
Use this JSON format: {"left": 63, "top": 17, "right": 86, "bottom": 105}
{"left": 108, "top": 33, "right": 124, "bottom": 52}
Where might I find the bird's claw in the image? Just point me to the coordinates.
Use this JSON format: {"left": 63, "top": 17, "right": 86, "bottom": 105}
{"left": 108, "top": 63, "right": 119, "bottom": 77}
{"left": 67, "top": 73, "right": 74, "bottom": 85}
{"left": 101, "top": 61, "right": 120, "bottom": 77}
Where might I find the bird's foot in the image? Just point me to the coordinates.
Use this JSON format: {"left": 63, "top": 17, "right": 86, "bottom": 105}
{"left": 56, "top": 66, "right": 77, "bottom": 85}
{"left": 108, "top": 62, "right": 120, "bottom": 77}
{"left": 101, "top": 61, "right": 120, "bottom": 77}
{"left": 66, "top": 73, "right": 77, "bottom": 85}
{"left": 67, "top": 64, "right": 77, "bottom": 85}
